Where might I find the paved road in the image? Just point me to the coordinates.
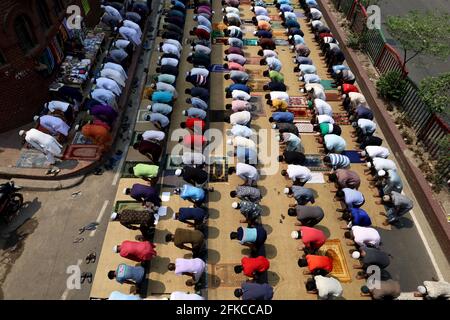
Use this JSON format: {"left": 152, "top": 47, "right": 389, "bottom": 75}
{"left": 377, "top": 0, "right": 450, "bottom": 84}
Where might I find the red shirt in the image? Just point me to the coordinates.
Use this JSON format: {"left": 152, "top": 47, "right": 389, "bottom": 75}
{"left": 300, "top": 227, "right": 326, "bottom": 249}
{"left": 183, "top": 134, "right": 206, "bottom": 148}
{"left": 186, "top": 117, "right": 206, "bottom": 132}
{"left": 92, "top": 119, "right": 111, "bottom": 131}
{"left": 319, "top": 32, "right": 333, "bottom": 39}
{"left": 226, "top": 47, "right": 244, "bottom": 56}
{"left": 227, "top": 62, "right": 245, "bottom": 71}
{"left": 195, "top": 28, "right": 210, "bottom": 40}
{"left": 241, "top": 256, "right": 270, "bottom": 277}
{"left": 119, "top": 241, "right": 156, "bottom": 262}
{"left": 342, "top": 84, "right": 359, "bottom": 94}
{"left": 306, "top": 254, "right": 333, "bottom": 274}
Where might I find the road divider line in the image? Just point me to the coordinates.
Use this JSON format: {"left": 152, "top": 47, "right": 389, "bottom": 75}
{"left": 90, "top": 200, "right": 110, "bottom": 237}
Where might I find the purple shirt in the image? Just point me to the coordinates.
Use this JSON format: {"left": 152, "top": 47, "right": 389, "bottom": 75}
{"left": 130, "top": 184, "right": 161, "bottom": 205}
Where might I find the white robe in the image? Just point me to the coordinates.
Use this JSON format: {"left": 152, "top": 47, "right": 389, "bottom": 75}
{"left": 25, "top": 129, "right": 62, "bottom": 156}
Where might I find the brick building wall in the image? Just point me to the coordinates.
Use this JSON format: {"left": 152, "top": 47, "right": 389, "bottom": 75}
{"left": 0, "top": 0, "right": 101, "bottom": 133}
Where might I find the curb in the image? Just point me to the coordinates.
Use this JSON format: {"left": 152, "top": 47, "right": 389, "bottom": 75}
{"left": 0, "top": 175, "right": 86, "bottom": 191}
{"left": 317, "top": 0, "right": 450, "bottom": 262}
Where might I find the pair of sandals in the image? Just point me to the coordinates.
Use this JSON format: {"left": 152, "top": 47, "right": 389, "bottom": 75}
{"left": 86, "top": 252, "right": 96, "bottom": 264}
{"left": 81, "top": 272, "right": 93, "bottom": 284}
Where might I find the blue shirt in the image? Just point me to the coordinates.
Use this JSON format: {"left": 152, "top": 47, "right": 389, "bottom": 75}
{"left": 180, "top": 184, "right": 205, "bottom": 201}
{"left": 350, "top": 208, "right": 372, "bottom": 227}
{"left": 115, "top": 264, "right": 145, "bottom": 284}
{"left": 109, "top": 291, "right": 142, "bottom": 300}
{"left": 255, "top": 30, "right": 273, "bottom": 38}
{"left": 355, "top": 105, "right": 374, "bottom": 120}
{"left": 242, "top": 282, "right": 274, "bottom": 300}
{"left": 324, "top": 134, "right": 346, "bottom": 153}
{"left": 300, "top": 64, "right": 317, "bottom": 74}
{"left": 229, "top": 84, "right": 251, "bottom": 94}
{"left": 178, "top": 207, "right": 207, "bottom": 223}
{"left": 342, "top": 188, "right": 365, "bottom": 208}
{"left": 296, "top": 56, "right": 313, "bottom": 65}
{"left": 236, "top": 146, "right": 258, "bottom": 164}
{"left": 152, "top": 91, "right": 174, "bottom": 103}
{"left": 237, "top": 225, "right": 267, "bottom": 246}
{"left": 272, "top": 112, "right": 294, "bottom": 123}
{"left": 383, "top": 169, "right": 403, "bottom": 194}
{"left": 190, "top": 97, "right": 208, "bottom": 110}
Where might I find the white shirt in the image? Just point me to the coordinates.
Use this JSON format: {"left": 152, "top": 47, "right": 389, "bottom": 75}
{"left": 142, "top": 130, "right": 165, "bottom": 141}
{"left": 270, "top": 91, "right": 289, "bottom": 102}
{"left": 358, "top": 118, "right": 377, "bottom": 132}
{"left": 314, "top": 99, "right": 333, "bottom": 116}
{"left": 231, "top": 125, "right": 253, "bottom": 138}
{"left": 236, "top": 163, "right": 259, "bottom": 181}
{"left": 254, "top": 6, "right": 268, "bottom": 16}
{"left": 175, "top": 258, "right": 206, "bottom": 282}
{"left": 91, "top": 88, "right": 116, "bottom": 106}
{"left": 96, "top": 77, "right": 122, "bottom": 96}
{"left": 113, "top": 39, "right": 130, "bottom": 49}
{"left": 283, "top": 12, "right": 297, "bottom": 20}
{"left": 231, "top": 136, "right": 257, "bottom": 150}
{"left": 224, "top": 6, "right": 240, "bottom": 14}
{"left": 315, "top": 276, "right": 343, "bottom": 300}
{"left": 47, "top": 100, "right": 70, "bottom": 112}
{"left": 262, "top": 50, "right": 277, "bottom": 58}
{"left": 189, "top": 67, "right": 210, "bottom": 77}
{"left": 155, "top": 82, "right": 177, "bottom": 97}
{"left": 182, "top": 152, "right": 205, "bottom": 165}
{"left": 309, "top": 85, "right": 326, "bottom": 101}
{"left": 25, "top": 128, "right": 62, "bottom": 156}
{"left": 423, "top": 281, "right": 450, "bottom": 299}
{"left": 230, "top": 111, "right": 251, "bottom": 125}
{"left": 232, "top": 90, "right": 251, "bottom": 101}
{"left": 123, "top": 20, "right": 142, "bottom": 37}
{"left": 196, "top": 15, "right": 212, "bottom": 29}
{"left": 310, "top": 8, "right": 323, "bottom": 20}
{"left": 119, "top": 26, "right": 142, "bottom": 46}
{"left": 161, "top": 43, "right": 180, "bottom": 57}
{"left": 286, "top": 165, "right": 312, "bottom": 182}
{"left": 317, "top": 114, "right": 335, "bottom": 124}
{"left": 170, "top": 292, "right": 205, "bottom": 300}
{"left": 365, "top": 146, "right": 389, "bottom": 159}
{"left": 372, "top": 158, "right": 397, "bottom": 172}
{"left": 102, "top": 5, "right": 122, "bottom": 19}
{"left": 256, "top": 15, "right": 271, "bottom": 22}
{"left": 227, "top": 54, "right": 246, "bottom": 65}
{"left": 104, "top": 62, "right": 127, "bottom": 79}
{"left": 160, "top": 57, "right": 179, "bottom": 67}
{"left": 194, "top": 44, "right": 211, "bottom": 55}
{"left": 348, "top": 92, "right": 367, "bottom": 106}
{"left": 227, "top": 26, "right": 242, "bottom": 33}
{"left": 165, "top": 39, "right": 182, "bottom": 51}
{"left": 100, "top": 68, "right": 126, "bottom": 87}
{"left": 38, "top": 115, "right": 70, "bottom": 136}
{"left": 351, "top": 226, "right": 381, "bottom": 248}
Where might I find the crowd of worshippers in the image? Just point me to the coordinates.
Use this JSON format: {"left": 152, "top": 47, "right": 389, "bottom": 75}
{"left": 18, "top": 3, "right": 149, "bottom": 165}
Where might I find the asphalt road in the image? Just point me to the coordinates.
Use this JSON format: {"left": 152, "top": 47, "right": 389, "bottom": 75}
{"left": 377, "top": 0, "right": 450, "bottom": 84}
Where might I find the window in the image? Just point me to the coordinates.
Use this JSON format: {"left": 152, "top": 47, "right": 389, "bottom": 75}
{"left": 0, "top": 51, "right": 6, "bottom": 66}
{"left": 37, "top": 1, "right": 52, "bottom": 29}
{"left": 14, "top": 16, "right": 37, "bottom": 53}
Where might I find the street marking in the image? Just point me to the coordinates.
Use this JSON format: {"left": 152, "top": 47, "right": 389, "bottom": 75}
{"left": 112, "top": 155, "right": 126, "bottom": 186}
{"left": 89, "top": 200, "right": 110, "bottom": 237}
{"left": 60, "top": 259, "right": 82, "bottom": 300}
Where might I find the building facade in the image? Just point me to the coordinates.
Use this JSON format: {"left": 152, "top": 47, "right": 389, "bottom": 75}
{"left": 0, "top": 0, "right": 101, "bottom": 132}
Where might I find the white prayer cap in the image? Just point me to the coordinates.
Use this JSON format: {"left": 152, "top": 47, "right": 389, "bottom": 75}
{"left": 232, "top": 202, "right": 239, "bottom": 209}
{"left": 19, "top": 130, "right": 25, "bottom": 137}
{"left": 87, "top": 110, "right": 91, "bottom": 115}
{"left": 272, "top": 124, "right": 277, "bottom": 129}
{"left": 123, "top": 188, "right": 129, "bottom": 195}
{"left": 352, "top": 251, "right": 361, "bottom": 259}
{"left": 366, "top": 162, "right": 372, "bottom": 168}
{"left": 360, "top": 151, "right": 366, "bottom": 157}
{"left": 285, "top": 28, "right": 289, "bottom": 33}
{"left": 290, "top": 45, "right": 294, "bottom": 50}
{"left": 417, "top": 286, "right": 427, "bottom": 294}
{"left": 150, "top": 83, "right": 156, "bottom": 88}
{"left": 222, "top": 8, "right": 226, "bottom": 12}
{"left": 342, "top": 94, "right": 347, "bottom": 99}
{"left": 113, "top": 245, "right": 119, "bottom": 253}
{"left": 182, "top": 110, "right": 187, "bottom": 116}
{"left": 300, "top": 76, "right": 304, "bottom": 81}
{"left": 227, "top": 139, "right": 233, "bottom": 145}
{"left": 291, "top": 231, "right": 300, "bottom": 239}
{"left": 33, "top": 115, "right": 39, "bottom": 122}
{"left": 175, "top": 169, "right": 182, "bottom": 176}
{"left": 336, "top": 70, "right": 342, "bottom": 74}
{"left": 300, "top": 88, "right": 305, "bottom": 93}
{"left": 147, "top": 104, "right": 152, "bottom": 111}
{"left": 110, "top": 212, "right": 118, "bottom": 221}
{"left": 253, "top": 31, "right": 258, "bottom": 36}
{"left": 284, "top": 188, "right": 290, "bottom": 194}
{"left": 378, "top": 170, "right": 386, "bottom": 177}
{"left": 289, "top": 35, "right": 293, "bottom": 40}
{"left": 382, "top": 195, "right": 390, "bottom": 202}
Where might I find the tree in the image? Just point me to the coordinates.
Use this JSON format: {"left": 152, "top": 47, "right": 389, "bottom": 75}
{"left": 386, "top": 11, "right": 450, "bottom": 69}
{"left": 419, "top": 73, "right": 450, "bottom": 115}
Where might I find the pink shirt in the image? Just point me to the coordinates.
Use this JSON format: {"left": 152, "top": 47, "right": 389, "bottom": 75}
{"left": 232, "top": 100, "right": 252, "bottom": 112}
{"left": 120, "top": 241, "right": 156, "bottom": 262}
{"left": 227, "top": 62, "right": 245, "bottom": 71}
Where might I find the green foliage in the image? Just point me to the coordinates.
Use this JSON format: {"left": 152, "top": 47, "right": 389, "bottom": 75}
{"left": 419, "top": 73, "right": 450, "bottom": 115}
{"left": 376, "top": 71, "right": 407, "bottom": 101}
{"left": 346, "top": 32, "right": 366, "bottom": 50}
{"left": 386, "top": 11, "right": 450, "bottom": 66}
{"left": 432, "top": 136, "right": 450, "bottom": 192}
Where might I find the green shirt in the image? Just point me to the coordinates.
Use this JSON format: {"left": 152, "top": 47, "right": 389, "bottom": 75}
{"left": 269, "top": 70, "right": 284, "bottom": 83}
{"left": 133, "top": 164, "right": 159, "bottom": 178}
{"left": 319, "top": 123, "right": 332, "bottom": 135}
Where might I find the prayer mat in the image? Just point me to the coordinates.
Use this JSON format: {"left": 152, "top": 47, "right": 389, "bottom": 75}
{"left": 289, "top": 107, "right": 309, "bottom": 119}
{"left": 306, "top": 172, "right": 326, "bottom": 184}
{"left": 246, "top": 56, "right": 262, "bottom": 65}
{"left": 326, "top": 92, "right": 342, "bottom": 101}
{"left": 289, "top": 96, "right": 308, "bottom": 107}
{"left": 72, "top": 132, "right": 93, "bottom": 145}
{"left": 16, "top": 149, "right": 51, "bottom": 168}
{"left": 319, "top": 239, "right": 352, "bottom": 282}
{"left": 333, "top": 112, "right": 351, "bottom": 125}
{"left": 271, "top": 22, "right": 284, "bottom": 29}
{"left": 113, "top": 200, "right": 144, "bottom": 213}
{"left": 249, "top": 94, "right": 266, "bottom": 116}
{"left": 131, "top": 131, "right": 144, "bottom": 145}
{"left": 121, "top": 161, "right": 153, "bottom": 178}
{"left": 296, "top": 121, "right": 314, "bottom": 133}
{"left": 248, "top": 79, "right": 267, "bottom": 92}
{"left": 243, "top": 38, "right": 259, "bottom": 46}
{"left": 212, "top": 22, "right": 227, "bottom": 31}
{"left": 166, "top": 155, "right": 184, "bottom": 170}
{"left": 136, "top": 110, "right": 151, "bottom": 123}
{"left": 272, "top": 30, "right": 288, "bottom": 37}
{"left": 274, "top": 39, "right": 290, "bottom": 46}
{"left": 247, "top": 69, "right": 264, "bottom": 78}
{"left": 268, "top": 15, "right": 282, "bottom": 21}
{"left": 63, "top": 145, "right": 101, "bottom": 161}
{"left": 304, "top": 154, "right": 328, "bottom": 171}
{"left": 212, "top": 30, "right": 224, "bottom": 39}
{"left": 211, "top": 64, "right": 229, "bottom": 73}
{"left": 342, "top": 151, "right": 363, "bottom": 163}
{"left": 212, "top": 37, "right": 228, "bottom": 45}
{"left": 208, "top": 157, "right": 228, "bottom": 183}
{"left": 320, "top": 80, "right": 336, "bottom": 90}
{"left": 208, "top": 263, "right": 248, "bottom": 288}
{"left": 210, "top": 110, "right": 231, "bottom": 122}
